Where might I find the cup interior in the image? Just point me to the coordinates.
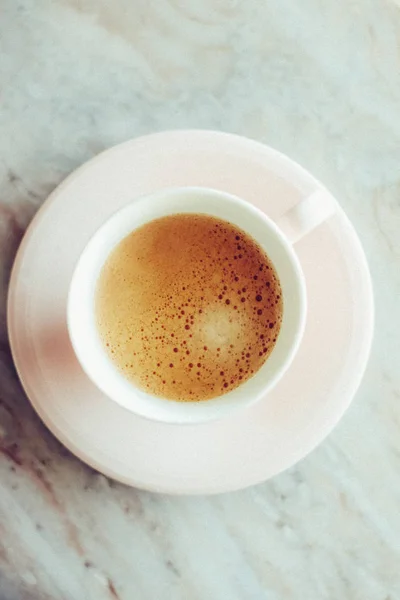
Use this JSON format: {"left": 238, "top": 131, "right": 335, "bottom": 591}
{"left": 67, "top": 187, "right": 306, "bottom": 424}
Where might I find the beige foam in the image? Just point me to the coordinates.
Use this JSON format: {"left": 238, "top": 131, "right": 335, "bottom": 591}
{"left": 95, "top": 214, "right": 283, "bottom": 401}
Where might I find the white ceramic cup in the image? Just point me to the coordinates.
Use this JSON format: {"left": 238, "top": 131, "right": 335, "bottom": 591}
{"left": 67, "top": 186, "right": 336, "bottom": 424}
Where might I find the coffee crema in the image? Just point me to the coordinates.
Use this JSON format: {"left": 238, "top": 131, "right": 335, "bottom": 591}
{"left": 95, "top": 214, "right": 283, "bottom": 402}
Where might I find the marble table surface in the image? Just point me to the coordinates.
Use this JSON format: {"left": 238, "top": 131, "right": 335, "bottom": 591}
{"left": 1, "top": 0, "right": 400, "bottom": 598}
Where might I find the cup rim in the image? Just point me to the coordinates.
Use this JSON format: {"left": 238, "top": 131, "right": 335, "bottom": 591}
{"left": 67, "top": 186, "right": 307, "bottom": 424}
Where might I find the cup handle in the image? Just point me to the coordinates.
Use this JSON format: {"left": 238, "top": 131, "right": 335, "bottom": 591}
{"left": 275, "top": 189, "right": 337, "bottom": 244}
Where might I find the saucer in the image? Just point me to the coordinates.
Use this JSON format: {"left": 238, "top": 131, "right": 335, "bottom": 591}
{"left": 7, "top": 130, "right": 374, "bottom": 494}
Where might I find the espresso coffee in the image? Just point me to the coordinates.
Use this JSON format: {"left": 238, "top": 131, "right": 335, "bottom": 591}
{"left": 95, "top": 214, "right": 283, "bottom": 402}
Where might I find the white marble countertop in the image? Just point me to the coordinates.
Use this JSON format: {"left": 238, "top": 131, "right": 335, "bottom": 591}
{"left": 1, "top": 0, "right": 400, "bottom": 598}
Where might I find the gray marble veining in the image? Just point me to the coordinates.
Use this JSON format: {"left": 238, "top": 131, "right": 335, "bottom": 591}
{"left": 1, "top": 0, "right": 400, "bottom": 598}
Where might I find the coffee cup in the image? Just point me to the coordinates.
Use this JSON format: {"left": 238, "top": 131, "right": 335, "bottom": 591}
{"left": 67, "top": 186, "right": 335, "bottom": 424}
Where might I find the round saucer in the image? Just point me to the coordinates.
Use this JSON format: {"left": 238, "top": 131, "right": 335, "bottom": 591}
{"left": 8, "top": 131, "right": 374, "bottom": 494}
